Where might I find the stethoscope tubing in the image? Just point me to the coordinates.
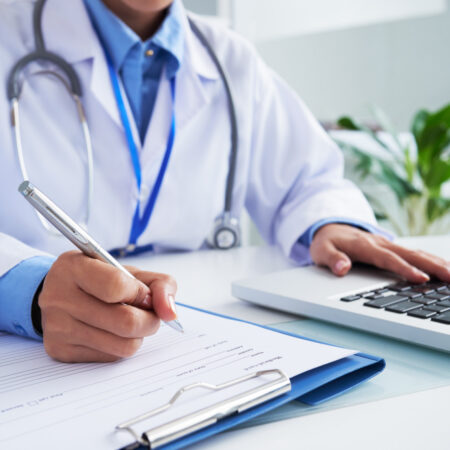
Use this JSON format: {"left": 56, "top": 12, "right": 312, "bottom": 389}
{"left": 7, "top": 0, "right": 240, "bottom": 248}
{"left": 187, "top": 18, "right": 239, "bottom": 215}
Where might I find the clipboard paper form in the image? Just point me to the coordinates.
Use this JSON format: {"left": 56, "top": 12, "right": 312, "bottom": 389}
{"left": 0, "top": 306, "right": 385, "bottom": 450}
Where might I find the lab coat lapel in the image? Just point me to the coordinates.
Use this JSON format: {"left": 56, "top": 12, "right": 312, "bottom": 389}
{"left": 176, "top": 13, "right": 220, "bottom": 129}
{"left": 43, "top": 0, "right": 122, "bottom": 127}
{"left": 141, "top": 63, "right": 210, "bottom": 166}
{"left": 141, "top": 13, "right": 220, "bottom": 165}
{"left": 88, "top": 51, "right": 123, "bottom": 127}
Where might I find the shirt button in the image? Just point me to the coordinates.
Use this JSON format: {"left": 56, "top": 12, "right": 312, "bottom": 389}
{"left": 145, "top": 49, "right": 154, "bottom": 57}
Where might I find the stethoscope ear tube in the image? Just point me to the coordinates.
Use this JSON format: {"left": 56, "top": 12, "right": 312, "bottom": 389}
{"left": 7, "top": 51, "right": 83, "bottom": 101}
{"left": 188, "top": 18, "right": 242, "bottom": 249}
{"left": 187, "top": 18, "right": 238, "bottom": 216}
{"left": 7, "top": 0, "right": 82, "bottom": 100}
{"left": 7, "top": 0, "right": 92, "bottom": 234}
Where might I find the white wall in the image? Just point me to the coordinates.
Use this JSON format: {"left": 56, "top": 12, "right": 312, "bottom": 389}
{"left": 254, "top": 1, "right": 450, "bottom": 130}
{"left": 185, "top": 0, "right": 450, "bottom": 130}
{"left": 231, "top": 0, "right": 446, "bottom": 43}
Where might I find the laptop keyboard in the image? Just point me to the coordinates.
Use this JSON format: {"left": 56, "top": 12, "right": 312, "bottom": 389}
{"left": 340, "top": 280, "right": 450, "bottom": 325}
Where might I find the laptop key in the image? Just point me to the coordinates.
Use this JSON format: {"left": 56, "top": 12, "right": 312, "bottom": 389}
{"left": 361, "top": 291, "right": 384, "bottom": 298}
{"left": 437, "top": 299, "right": 450, "bottom": 307}
{"left": 407, "top": 308, "right": 437, "bottom": 319}
{"left": 364, "top": 295, "right": 407, "bottom": 309}
{"left": 375, "top": 288, "right": 389, "bottom": 294}
{"left": 412, "top": 286, "right": 435, "bottom": 295}
{"left": 411, "top": 297, "right": 437, "bottom": 305}
{"left": 388, "top": 283, "right": 412, "bottom": 292}
{"left": 385, "top": 301, "right": 422, "bottom": 313}
{"left": 364, "top": 293, "right": 385, "bottom": 300}
{"left": 424, "top": 281, "right": 448, "bottom": 292}
{"left": 402, "top": 291, "right": 423, "bottom": 299}
{"left": 431, "top": 311, "right": 450, "bottom": 325}
{"left": 435, "top": 285, "right": 448, "bottom": 292}
{"left": 425, "top": 293, "right": 450, "bottom": 301}
{"left": 423, "top": 304, "right": 450, "bottom": 313}
{"left": 340, "top": 295, "right": 361, "bottom": 302}
{"left": 365, "top": 289, "right": 397, "bottom": 299}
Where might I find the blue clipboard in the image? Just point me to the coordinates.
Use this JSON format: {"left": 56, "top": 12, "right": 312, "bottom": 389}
{"left": 122, "top": 304, "right": 385, "bottom": 450}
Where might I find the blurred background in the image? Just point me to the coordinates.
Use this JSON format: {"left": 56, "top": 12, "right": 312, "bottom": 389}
{"left": 184, "top": 0, "right": 450, "bottom": 242}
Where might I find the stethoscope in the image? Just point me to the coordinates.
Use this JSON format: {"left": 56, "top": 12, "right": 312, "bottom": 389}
{"left": 7, "top": 0, "right": 241, "bottom": 252}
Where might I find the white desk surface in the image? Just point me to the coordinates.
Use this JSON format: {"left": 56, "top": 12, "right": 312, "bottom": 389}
{"left": 125, "top": 235, "right": 450, "bottom": 450}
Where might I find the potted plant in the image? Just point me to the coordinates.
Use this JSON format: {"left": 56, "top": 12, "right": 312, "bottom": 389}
{"left": 333, "top": 104, "right": 450, "bottom": 236}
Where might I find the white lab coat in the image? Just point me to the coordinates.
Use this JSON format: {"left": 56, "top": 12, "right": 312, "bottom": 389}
{"left": 0, "top": 0, "right": 376, "bottom": 277}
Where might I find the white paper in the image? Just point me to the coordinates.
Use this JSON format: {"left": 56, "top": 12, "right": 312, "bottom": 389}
{"left": 0, "top": 307, "right": 355, "bottom": 449}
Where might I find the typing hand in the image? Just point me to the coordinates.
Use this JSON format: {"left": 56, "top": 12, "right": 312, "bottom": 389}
{"left": 38, "top": 251, "right": 177, "bottom": 363}
{"left": 310, "top": 224, "right": 450, "bottom": 283}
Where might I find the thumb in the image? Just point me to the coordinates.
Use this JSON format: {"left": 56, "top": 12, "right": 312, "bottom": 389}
{"left": 312, "top": 242, "right": 352, "bottom": 277}
{"left": 125, "top": 278, "right": 152, "bottom": 309}
{"left": 331, "top": 252, "right": 352, "bottom": 276}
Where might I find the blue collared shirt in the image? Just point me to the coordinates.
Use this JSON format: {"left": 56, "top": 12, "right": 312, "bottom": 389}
{"left": 83, "top": 0, "right": 184, "bottom": 142}
{"left": 0, "top": 256, "right": 55, "bottom": 340}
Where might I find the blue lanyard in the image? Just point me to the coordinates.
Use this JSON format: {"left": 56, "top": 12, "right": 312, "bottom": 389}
{"left": 106, "top": 56, "right": 176, "bottom": 248}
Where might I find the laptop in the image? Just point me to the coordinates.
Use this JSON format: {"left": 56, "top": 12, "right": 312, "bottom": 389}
{"left": 232, "top": 264, "right": 450, "bottom": 352}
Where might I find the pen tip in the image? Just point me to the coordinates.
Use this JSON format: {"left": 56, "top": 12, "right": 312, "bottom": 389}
{"left": 165, "top": 319, "right": 184, "bottom": 333}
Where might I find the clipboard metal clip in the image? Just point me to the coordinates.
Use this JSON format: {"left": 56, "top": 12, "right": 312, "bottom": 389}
{"left": 116, "top": 368, "right": 291, "bottom": 449}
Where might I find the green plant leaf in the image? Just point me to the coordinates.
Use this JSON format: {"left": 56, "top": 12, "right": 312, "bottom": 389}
{"left": 404, "top": 145, "right": 416, "bottom": 183}
{"left": 377, "top": 163, "right": 421, "bottom": 203}
{"left": 335, "top": 105, "right": 450, "bottom": 233}
{"left": 414, "top": 104, "right": 450, "bottom": 183}
{"left": 370, "top": 105, "right": 403, "bottom": 152}
{"left": 423, "top": 160, "right": 450, "bottom": 192}
{"left": 411, "top": 109, "right": 429, "bottom": 142}
{"left": 336, "top": 140, "right": 421, "bottom": 203}
{"left": 337, "top": 115, "right": 403, "bottom": 162}
{"left": 336, "top": 141, "right": 377, "bottom": 178}
{"left": 337, "top": 116, "right": 361, "bottom": 131}
{"left": 374, "top": 212, "right": 388, "bottom": 221}
{"left": 427, "top": 197, "right": 450, "bottom": 222}
{"left": 337, "top": 141, "right": 373, "bottom": 177}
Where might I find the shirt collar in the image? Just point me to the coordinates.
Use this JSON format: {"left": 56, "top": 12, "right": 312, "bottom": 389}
{"left": 83, "top": 0, "right": 184, "bottom": 77}
{"left": 153, "top": 0, "right": 184, "bottom": 77}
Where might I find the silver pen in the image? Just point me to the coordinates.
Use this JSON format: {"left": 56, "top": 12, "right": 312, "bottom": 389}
{"left": 18, "top": 181, "right": 184, "bottom": 333}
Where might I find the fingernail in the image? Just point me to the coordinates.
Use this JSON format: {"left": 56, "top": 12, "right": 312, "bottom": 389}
{"left": 414, "top": 268, "right": 429, "bottom": 280}
{"left": 335, "top": 260, "right": 350, "bottom": 274}
{"left": 168, "top": 295, "right": 177, "bottom": 317}
{"left": 142, "top": 294, "right": 151, "bottom": 308}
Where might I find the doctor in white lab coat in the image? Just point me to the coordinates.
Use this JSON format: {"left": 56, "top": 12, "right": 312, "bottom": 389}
{"left": 0, "top": 0, "right": 448, "bottom": 362}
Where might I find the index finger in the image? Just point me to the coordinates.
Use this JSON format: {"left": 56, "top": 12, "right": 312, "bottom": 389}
{"left": 383, "top": 242, "right": 450, "bottom": 282}
{"left": 131, "top": 270, "right": 178, "bottom": 322}
{"left": 339, "top": 239, "right": 429, "bottom": 283}
{"left": 73, "top": 256, "right": 150, "bottom": 305}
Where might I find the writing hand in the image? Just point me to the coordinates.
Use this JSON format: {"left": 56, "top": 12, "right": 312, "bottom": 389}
{"left": 38, "top": 251, "right": 177, "bottom": 362}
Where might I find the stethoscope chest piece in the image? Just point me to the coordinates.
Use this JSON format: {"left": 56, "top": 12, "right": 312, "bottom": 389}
{"left": 208, "top": 213, "right": 241, "bottom": 250}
